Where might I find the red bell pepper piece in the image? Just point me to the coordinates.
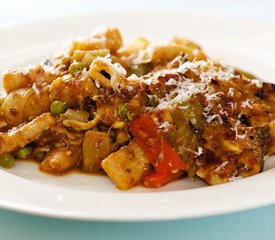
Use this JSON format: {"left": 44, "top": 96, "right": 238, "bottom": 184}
{"left": 140, "top": 170, "right": 184, "bottom": 188}
{"left": 130, "top": 114, "right": 189, "bottom": 187}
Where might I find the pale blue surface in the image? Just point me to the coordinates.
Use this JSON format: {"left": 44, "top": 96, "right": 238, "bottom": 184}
{"left": 1, "top": 205, "right": 275, "bottom": 240}
{"left": 0, "top": 1, "right": 275, "bottom": 239}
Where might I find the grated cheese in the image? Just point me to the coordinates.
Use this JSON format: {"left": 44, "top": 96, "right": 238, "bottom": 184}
{"left": 218, "top": 104, "right": 228, "bottom": 116}
{"left": 251, "top": 79, "right": 263, "bottom": 88}
{"left": 32, "top": 83, "right": 40, "bottom": 95}
{"left": 241, "top": 99, "right": 253, "bottom": 109}
{"left": 197, "top": 147, "right": 203, "bottom": 156}
{"left": 206, "top": 114, "right": 224, "bottom": 125}
{"left": 228, "top": 88, "right": 234, "bottom": 97}
{"left": 158, "top": 121, "right": 171, "bottom": 132}
{"left": 95, "top": 80, "right": 101, "bottom": 88}
{"left": 214, "top": 161, "right": 228, "bottom": 173}
{"left": 231, "top": 114, "right": 247, "bottom": 140}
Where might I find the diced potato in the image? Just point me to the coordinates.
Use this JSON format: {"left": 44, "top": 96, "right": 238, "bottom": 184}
{"left": 82, "top": 131, "right": 113, "bottom": 172}
{"left": 40, "top": 145, "right": 81, "bottom": 174}
{"left": 101, "top": 143, "right": 149, "bottom": 190}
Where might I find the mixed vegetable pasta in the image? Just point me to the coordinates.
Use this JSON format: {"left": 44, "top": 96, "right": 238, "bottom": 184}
{"left": 0, "top": 27, "right": 274, "bottom": 189}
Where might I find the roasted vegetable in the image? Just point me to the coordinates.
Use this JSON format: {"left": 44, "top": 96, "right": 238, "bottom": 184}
{"left": 101, "top": 143, "right": 149, "bottom": 190}
{"left": 0, "top": 113, "right": 56, "bottom": 155}
{"left": 130, "top": 114, "right": 189, "bottom": 187}
{"left": 82, "top": 130, "right": 113, "bottom": 172}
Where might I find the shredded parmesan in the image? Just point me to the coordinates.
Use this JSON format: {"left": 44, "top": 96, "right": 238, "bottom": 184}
{"left": 251, "top": 79, "right": 263, "bottom": 88}
{"left": 158, "top": 121, "right": 170, "bottom": 131}
{"left": 126, "top": 85, "right": 134, "bottom": 92}
{"left": 214, "top": 161, "right": 228, "bottom": 173}
{"left": 95, "top": 80, "right": 101, "bottom": 88}
{"left": 206, "top": 114, "right": 224, "bottom": 125}
{"left": 228, "top": 88, "right": 234, "bottom": 97}
{"left": 197, "top": 147, "right": 203, "bottom": 156}
{"left": 218, "top": 104, "right": 228, "bottom": 116}
{"left": 32, "top": 83, "right": 40, "bottom": 95}
{"left": 231, "top": 113, "right": 248, "bottom": 140}
{"left": 241, "top": 99, "right": 253, "bottom": 109}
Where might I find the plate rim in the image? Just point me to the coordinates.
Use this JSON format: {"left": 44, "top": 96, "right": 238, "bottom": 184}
{"left": 0, "top": 11, "right": 275, "bottom": 221}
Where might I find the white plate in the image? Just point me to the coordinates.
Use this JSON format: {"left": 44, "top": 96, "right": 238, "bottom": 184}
{"left": 0, "top": 12, "right": 275, "bottom": 221}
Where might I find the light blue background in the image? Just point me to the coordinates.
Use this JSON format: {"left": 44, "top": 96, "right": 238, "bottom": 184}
{"left": 1, "top": 205, "right": 275, "bottom": 240}
{"left": 0, "top": 0, "right": 275, "bottom": 239}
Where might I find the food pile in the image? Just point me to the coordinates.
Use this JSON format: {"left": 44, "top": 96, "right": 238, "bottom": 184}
{"left": 0, "top": 27, "right": 274, "bottom": 189}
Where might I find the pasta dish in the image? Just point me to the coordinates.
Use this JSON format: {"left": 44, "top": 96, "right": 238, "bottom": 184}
{"left": 0, "top": 27, "right": 274, "bottom": 190}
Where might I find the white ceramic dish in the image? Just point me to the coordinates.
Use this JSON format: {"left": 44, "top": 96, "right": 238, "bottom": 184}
{"left": 0, "top": 12, "right": 275, "bottom": 221}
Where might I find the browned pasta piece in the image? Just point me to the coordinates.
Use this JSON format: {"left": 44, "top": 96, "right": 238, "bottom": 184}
{"left": 1, "top": 87, "right": 51, "bottom": 127}
{"left": 40, "top": 144, "right": 81, "bottom": 174}
{"left": 72, "top": 49, "right": 109, "bottom": 64}
{"left": 2, "top": 70, "right": 31, "bottom": 94}
{"left": 117, "top": 37, "right": 149, "bottom": 58}
{"left": 49, "top": 74, "right": 98, "bottom": 106}
{"left": 89, "top": 58, "right": 126, "bottom": 89}
{"left": 0, "top": 113, "right": 56, "bottom": 155}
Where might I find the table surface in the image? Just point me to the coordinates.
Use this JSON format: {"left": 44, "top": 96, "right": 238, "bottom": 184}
{"left": 1, "top": 0, "right": 275, "bottom": 239}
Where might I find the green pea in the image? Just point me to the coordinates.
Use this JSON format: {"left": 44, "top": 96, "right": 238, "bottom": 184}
{"left": 69, "top": 62, "right": 84, "bottom": 75}
{"left": 50, "top": 100, "right": 68, "bottom": 116}
{"left": 0, "top": 154, "right": 14, "bottom": 168}
{"left": 15, "top": 147, "right": 32, "bottom": 159}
